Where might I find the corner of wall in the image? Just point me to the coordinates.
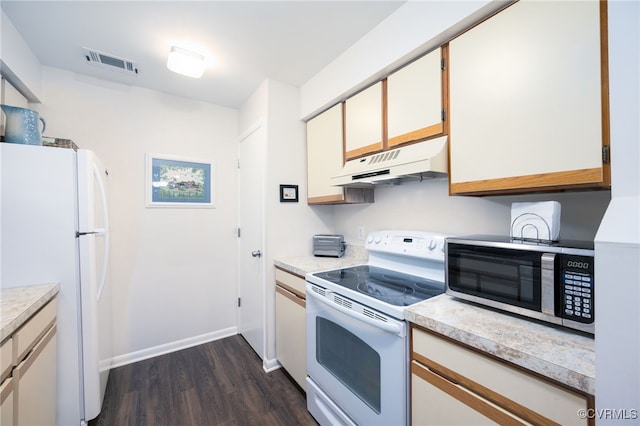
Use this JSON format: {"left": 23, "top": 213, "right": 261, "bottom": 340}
{"left": 0, "top": 11, "right": 43, "bottom": 102}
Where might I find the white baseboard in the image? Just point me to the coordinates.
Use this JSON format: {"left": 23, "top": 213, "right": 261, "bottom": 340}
{"left": 109, "top": 326, "right": 238, "bottom": 369}
{"left": 263, "top": 357, "right": 282, "bottom": 373}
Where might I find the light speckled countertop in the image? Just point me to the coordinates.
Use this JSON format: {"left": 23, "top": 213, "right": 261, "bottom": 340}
{"left": 274, "top": 244, "right": 368, "bottom": 277}
{"left": 1, "top": 283, "right": 59, "bottom": 341}
{"left": 406, "top": 294, "right": 595, "bottom": 395}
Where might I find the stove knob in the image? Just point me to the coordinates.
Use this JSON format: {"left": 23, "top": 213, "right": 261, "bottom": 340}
{"left": 374, "top": 235, "right": 382, "bottom": 244}
{"left": 367, "top": 235, "right": 374, "bottom": 244}
{"left": 428, "top": 239, "right": 437, "bottom": 250}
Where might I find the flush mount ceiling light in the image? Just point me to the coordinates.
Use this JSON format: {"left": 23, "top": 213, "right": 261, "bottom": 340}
{"left": 167, "top": 46, "right": 205, "bottom": 78}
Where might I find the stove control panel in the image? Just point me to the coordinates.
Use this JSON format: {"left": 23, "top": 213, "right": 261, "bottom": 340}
{"left": 365, "top": 230, "right": 449, "bottom": 261}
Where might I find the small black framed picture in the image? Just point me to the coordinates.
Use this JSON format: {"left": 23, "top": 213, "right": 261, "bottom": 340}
{"left": 279, "top": 184, "right": 298, "bottom": 202}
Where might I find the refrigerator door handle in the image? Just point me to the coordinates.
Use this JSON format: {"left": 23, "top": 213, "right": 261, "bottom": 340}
{"left": 93, "top": 162, "right": 110, "bottom": 301}
{"left": 77, "top": 228, "right": 105, "bottom": 237}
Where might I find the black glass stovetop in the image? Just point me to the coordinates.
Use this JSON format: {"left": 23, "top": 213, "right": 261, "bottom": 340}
{"left": 312, "top": 265, "right": 445, "bottom": 307}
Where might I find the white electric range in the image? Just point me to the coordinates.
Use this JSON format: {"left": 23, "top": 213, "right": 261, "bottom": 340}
{"left": 305, "top": 229, "right": 449, "bottom": 426}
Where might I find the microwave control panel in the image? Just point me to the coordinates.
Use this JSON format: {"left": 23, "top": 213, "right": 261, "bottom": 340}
{"left": 560, "top": 255, "right": 595, "bottom": 324}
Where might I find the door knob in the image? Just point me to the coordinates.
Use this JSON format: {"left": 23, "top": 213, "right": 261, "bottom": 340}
{"left": 251, "top": 250, "right": 262, "bottom": 258}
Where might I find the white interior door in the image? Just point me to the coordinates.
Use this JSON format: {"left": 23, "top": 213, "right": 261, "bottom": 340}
{"left": 237, "top": 122, "right": 266, "bottom": 358}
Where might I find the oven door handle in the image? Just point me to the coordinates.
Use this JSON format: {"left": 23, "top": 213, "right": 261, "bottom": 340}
{"left": 307, "top": 288, "right": 404, "bottom": 336}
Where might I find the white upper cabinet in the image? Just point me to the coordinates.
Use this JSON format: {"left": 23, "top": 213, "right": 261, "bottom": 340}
{"left": 448, "top": 0, "right": 610, "bottom": 195}
{"left": 344, "top": 81, "right": 383, "bottom": 160}
{"left": 307, "top": 103, "right": 345, "bottom": 203}
{"left": 387, "top": 48, "right": 444, "bottom": 148}
{"left": 306, "top": 103, "right": 374, "bottom": 205}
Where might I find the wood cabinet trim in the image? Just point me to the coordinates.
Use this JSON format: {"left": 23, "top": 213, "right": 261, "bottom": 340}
{"left": 413, "top": 353, "right": 561, "bottom": 426}
{"left": 276, "top": 283, "right": 306, "bottom": 308}
{"left": 341, "top": 100, "right": 347, "bottom": 165}
{"left": 345, "top": 142, "right": 384, "bottom": 160}
{"left": 387, "top": 123, "right": 443, "bottom": 148}
{"left": 411, "top": 361, "right": 531, "bottom": 425}
{"left": 275, "top": 281, "right": 305, "bottom": 301}
{"left": 599, "top": 0, "right": 612, "bottom": 187}
{"left": 308, "top": 189, "right": 374, "bottom": 205}
{"left": 382, "top": 78, "right": 388, "bottom": 150}
{"left": 0, "top": 376, "right": 13, "bottom": 405}
{"left": 441, "top": 43, "right": 450, "bottom": 136}
{"left": 450, "top": 167, "right": 606, "bottom": 195}
{"left": 308, "top": 194, "right": 345, "bottom": 205}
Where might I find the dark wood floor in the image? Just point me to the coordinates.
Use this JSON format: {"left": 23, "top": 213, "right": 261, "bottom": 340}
{"left": 89, "top": 334, "right": 318, "bottom": 426}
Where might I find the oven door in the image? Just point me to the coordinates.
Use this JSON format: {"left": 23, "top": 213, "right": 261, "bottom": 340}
{"left": 306, "top": 283, "right": 408, "bottom": 426}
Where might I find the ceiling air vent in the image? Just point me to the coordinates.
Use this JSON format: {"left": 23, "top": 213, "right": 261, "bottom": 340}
{"left": 82, "top": 47, "right": 138, "bottom": 75}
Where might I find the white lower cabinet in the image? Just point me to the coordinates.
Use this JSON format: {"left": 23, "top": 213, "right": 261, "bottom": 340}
{"left": 0, "top": 377, "right": 14, "bottom": 425}
{"left": 0, "top": 298, "right": 57, "bottom": 426}
{"left": 275, "top": 267, "right": 306, "bottom": 391}
{"left": 15, "top": 325, "right": 57, "bottom": 426}
{"left": 411, "top": 326, "right": 592, "bottom": 426}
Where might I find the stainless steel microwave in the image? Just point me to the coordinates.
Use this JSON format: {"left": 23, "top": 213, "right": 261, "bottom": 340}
{"left": 445, "top": 235, "right": 595, "bottom": 334}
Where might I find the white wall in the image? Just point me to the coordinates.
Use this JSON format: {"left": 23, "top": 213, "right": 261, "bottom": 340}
{"left": 332, "top": 179, "right": 610, "bottom": 244}
{"left": 34, "top": 67, "right": 240, "bottom": 364}
{"left": 0, "top": 10, "right": 42, "bottom": 101}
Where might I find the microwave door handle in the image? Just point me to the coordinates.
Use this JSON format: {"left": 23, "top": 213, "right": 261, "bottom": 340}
{"left": 541, "top": 253, "right": 556, "bottom": 316}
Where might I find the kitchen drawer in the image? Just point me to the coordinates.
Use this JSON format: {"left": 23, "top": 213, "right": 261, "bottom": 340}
{"left": 0, "top": 337, "right": 12, "bottom": 382}
{"left": 0, "top": 376, "right": 14, "bottom": 426}
{"left": 275, "top": 268, "right": 306, "bottom": 297}
{"left": 13, "top": 299, "right": 57, "bottom": 364}
{"left": 412, "top": 328, "right": 589, "bottom": 425}
{"left": 14, "top": 324, "right": 57, "bottom": 426}
{"left": 412, "top": 360, "right": 524, "bottom": 425}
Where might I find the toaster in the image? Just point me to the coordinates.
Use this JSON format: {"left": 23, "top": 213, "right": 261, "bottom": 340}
{"left": 313, "top": 234, "right": 345, "bottom": 258}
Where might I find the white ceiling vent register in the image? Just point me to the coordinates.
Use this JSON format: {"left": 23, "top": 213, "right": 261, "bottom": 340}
{"left": 82, "top": 48, "right": 138, "bottom": 75}
{"left": 331, "top": 135, "right": 449, "bottom": 187}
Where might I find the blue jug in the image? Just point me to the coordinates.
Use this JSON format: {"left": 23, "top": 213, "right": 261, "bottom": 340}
{"left": 1, "top": 104, "right": 46, "bottom": 145}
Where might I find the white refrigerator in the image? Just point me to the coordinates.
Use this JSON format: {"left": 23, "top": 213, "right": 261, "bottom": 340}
{"left": 1, "top": 142, "right": 113, "bottom": 425}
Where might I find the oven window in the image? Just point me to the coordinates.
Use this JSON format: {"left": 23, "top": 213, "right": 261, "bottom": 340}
{"left": 316, "top": 317, "right": 381, "bottom": 413}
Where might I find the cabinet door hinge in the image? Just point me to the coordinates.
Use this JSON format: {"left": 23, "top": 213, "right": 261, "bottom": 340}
{"left": 441, "top": 58, "right": 446, "bottom": 71}
{"left": 238, "top": 297, "right": 241, "bottom": 307}
{"left": 441, "top": 108, "right": 447, "bottom": 122}
{"left": 602, "top": 145, "right": 610, "bottom": 164}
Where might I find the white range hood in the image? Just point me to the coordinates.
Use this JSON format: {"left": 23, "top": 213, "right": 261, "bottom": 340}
{"left": 331, "top": 135, "right": 448, "bottom": 187}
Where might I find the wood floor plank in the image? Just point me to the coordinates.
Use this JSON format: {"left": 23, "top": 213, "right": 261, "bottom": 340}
{"left": 89, "top": 335, "right": 318, "bottom": 426}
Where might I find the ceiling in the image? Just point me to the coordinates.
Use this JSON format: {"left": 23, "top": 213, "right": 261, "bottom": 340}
{"left": 1, "top": 1, "right": 406, "bottom": 109}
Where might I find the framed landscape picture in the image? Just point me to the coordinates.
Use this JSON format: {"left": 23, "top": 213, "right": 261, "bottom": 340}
{"left": 146, "top": 153, "right": 215, "bottom": 208}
